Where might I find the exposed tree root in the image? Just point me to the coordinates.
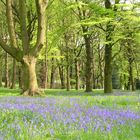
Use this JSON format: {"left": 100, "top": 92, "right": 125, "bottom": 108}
{"left": 21, "top": 89, "right": 45, "bottom": 96}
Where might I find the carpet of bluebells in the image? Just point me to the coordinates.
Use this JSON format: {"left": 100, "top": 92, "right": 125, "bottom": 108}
{"left": 0, "top": 95, "right": 140, "bottom": 140}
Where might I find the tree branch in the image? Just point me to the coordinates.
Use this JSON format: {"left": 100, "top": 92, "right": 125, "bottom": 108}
{"left": 0, "top": 37, "right": 22, "bottom": 61}
{"left": 34, "top": 0, "right": 47, "bottom": 56}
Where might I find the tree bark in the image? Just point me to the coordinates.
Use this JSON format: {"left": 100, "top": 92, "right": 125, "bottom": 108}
{"left": 128, "top": 60, "right": 135, "bottom": 91}
{"left": 4, "top": 53, "right": 9, "bottom": 88}
{"left": 44, "top": 59, "right": 48, "bottom": 89}
{"left": 84, "top": 35, "right": 93, "bottom": 92}
{"left": 18, "top": 65, "right": 23, "bottom": 89}
{"left": 40, "top": 61, "right": 48, "bottom": 88}
{"left": 98, "top": 45, "right": 104, "bottom": 88}
{"left": 0, "top": 58, "right": 3, "bottom": 87}
{"left": 75, "top": 58, "right": 79, "bottom": 90}
{"left": 11, "top": 59, "right": 16, "bottom": 89}
{"left": 104, "top": 0, "right": 114, "bottom": 93}
{"left": 70, "top": 65, "right": 73, "bottom": 88}
{"left": 50, "top": 57, "right": 55, "bottom": 89}
{"left": 66, "top": 65, "right": 70, "bottom": 91}
{"left": 104, "top": 43, "right": 112, "bottom": 93}
{"left": 21, "top": 56, "right": 40, "bottom": 96}
{"left": 59, "top": 65, "right": 65, "bottom": 89}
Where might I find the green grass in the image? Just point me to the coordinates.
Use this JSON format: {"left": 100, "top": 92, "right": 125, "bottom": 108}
{"left": 0, "top": 87, "right": 139, "bottom": 97}
{"left": 0, "top": 88, "right": 20, "bottom": 96}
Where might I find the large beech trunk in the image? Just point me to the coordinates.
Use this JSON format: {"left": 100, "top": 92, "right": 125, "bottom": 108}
{"left": 21, "top": 56, "right": 40, "bottom": 96}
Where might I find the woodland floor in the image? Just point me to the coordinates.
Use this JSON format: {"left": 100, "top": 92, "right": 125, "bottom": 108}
{"left": 0, "top": 88, "right": 140, "bottom": 140}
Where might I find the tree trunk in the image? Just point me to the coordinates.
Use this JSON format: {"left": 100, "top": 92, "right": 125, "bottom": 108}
{"left": 40, "top": 60, "right": 48, "bottom": 88}
{"left": 84, "top": 36, "right": 93, "bottom": 92}
{"left": 18, "top": 65, "right": 23, "bottom": 89}
{"left": 104, "top": 44, "right": 112, "bottom": 93}
{"left": 0, "top": 58, "right": 3, "bottom": 87}
{"left": 92, "top": 54, "right": 96, "bottom": 89}
{"left": 11, "top": 59, "right": 16, "bottom": 89}
{"left": 44, "top": 47, "right": 48, "bottom": 89}
{"left": 128, "top": 61, "right": 135, "bottom": 91}
{"left": 50, "top": 57, "right": 55, "bottom": 89}
{"left": 75, "top": 58, "right": 79, "bottom": 90}
{"left": 5, "top": 53, "right": 9, "bottom": 88}
{"left": 21, "top": 56, "right": 40, "bottom": 96}
{"left": 59, "top": 65, "right": 65, "bottom": 89}
{"left": 70, "top": 65, "right": 73, "bottom": 88}
{"left": 66, "top": 65, "right": 70, "bottom": 91}
{"left": 98, "top": 45, "right": 104, "bottom": 88}
{"left": 104, "top": 0, "right": 113, "bottom": 94}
